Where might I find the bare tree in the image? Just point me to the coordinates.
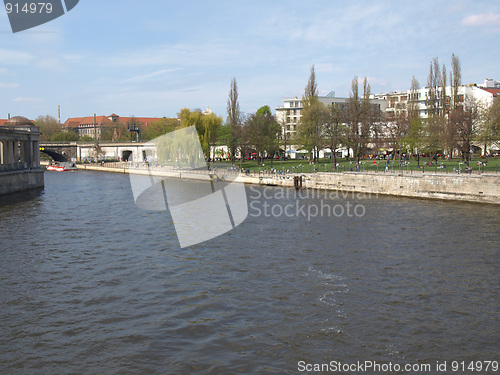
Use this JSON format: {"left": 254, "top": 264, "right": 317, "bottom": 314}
{"left": 425, "top": 57, "right": 444, "bottom": 157}
{"left": 449, "top": 95, "right": 480, "bottom": 162}
{"left": 479, "top": 96, "right": 500, "bottom": 154}
{"left": 443, "top": 53, "right": 463, "bottom": 158}
{"left": 405, "top": 76, "right": 424, "bottom": 166}
{"left": 359, "top": 77, "right": 373, "bottom": 161}
{"left": 346, "top": 76, "right": 361, "bottom": 161}
{"left": 451, "top": 53, "right": 462, "bottom": 108}
{"left": 296, "top": 65, "right": 325, "bottom": 163}
{"left": 324, "top": 102, "right": 347, "bottom": 166}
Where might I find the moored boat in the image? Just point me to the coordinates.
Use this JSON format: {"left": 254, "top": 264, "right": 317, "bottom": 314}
{"left": 46, "top": 162, "right": 78, "bottom": 172}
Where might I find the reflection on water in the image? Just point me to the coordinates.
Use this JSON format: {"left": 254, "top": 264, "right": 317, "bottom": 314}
{"left": 0, "top": 171, "right": 498, "bottom": 374}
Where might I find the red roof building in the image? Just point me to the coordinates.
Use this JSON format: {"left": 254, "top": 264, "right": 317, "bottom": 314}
{"left": 63, "top": 114, "right": 165, "bottom": 140}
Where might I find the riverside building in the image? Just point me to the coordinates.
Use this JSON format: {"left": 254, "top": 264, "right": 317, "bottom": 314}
{"left": 276, "top": 78, "right": 498, "bottom": 158}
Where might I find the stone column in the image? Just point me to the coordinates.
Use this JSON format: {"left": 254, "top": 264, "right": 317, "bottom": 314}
{"left": 6, "top": 140, "right": 14, "bottom": 170}
{"left": 33, "top": 140, "right": 40, "bottom": 168}
{"left": 24, "top": 139, "right": 30, "bottom": 169}
{"left": 13, "top": 139, "right": 20, "bottom": 170}
{"left": 27, "top": 138, "right": 33, "bottom": 169}
{"left": 19, "top": 140, "right": 26, "bottom": 170}
{"left": 0, "top": 140, "right": 4, "bottom": 171}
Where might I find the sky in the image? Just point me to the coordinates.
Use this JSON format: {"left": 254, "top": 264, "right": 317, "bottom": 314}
{"left": 0, "top": 0, "right": 499, "bottom": 122}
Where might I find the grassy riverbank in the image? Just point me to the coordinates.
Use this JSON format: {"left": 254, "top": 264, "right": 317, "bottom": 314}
{"left": 237, "top": 156, "right": 500, "bottom": 175}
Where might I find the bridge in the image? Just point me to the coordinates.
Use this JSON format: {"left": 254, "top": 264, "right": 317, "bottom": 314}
{"left": 39, "top": 141, "right": 156, "bottom": 162}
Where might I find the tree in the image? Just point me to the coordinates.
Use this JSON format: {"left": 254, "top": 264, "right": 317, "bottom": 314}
{"left": 324, "top": 102, "right": 347, "bottom": 165}
{"left": 403, "top": 76, "right": 425, "bottom": 166}
{"left": 304, "top": 64, "right": 318, "bottom": 101}
{"left": 449, "top": 95, "right": 481, "bottom": 162}
{"left": 296, "top": 100, "right": 327, "bottom": 163}
{"left": 216, "top": 125, "right": 233, "bottom": 160}
{"left": 425, "top": 57, "right": 444, "bottom": 156}
{"left": 296, "top": 65, "right": 326, "bottom": 163}
{"left": 201, "top": 112, "right": 223, "bottom": 161}
{"left": 140, "top": 118, "right": 178, "bottom": 142}
{"left": 178, "top": 108, "right": 222, "bottom": 160}
{"left": 479, "top": 96, "right": 500, "bottom": 154}
{"left": 51, "top": 131, "right": 78, "bottom": 141}
{"left": 451, "top": 53, "right": 462, "bottom": 108}
{"left": 226, "top": 77, "right": 242, "bottom": 164}
{"left": 358, "top": 77, "right": 374, "bottom": 161}
{"left": 256, "top": 105, "right": 271, "bottom": 116}
{"left": 444, "top": 53, "right": 463, "bottom": 158}
{"left": 346, "top": 76, "right": 361, "bottom": 161}
{"left": 100, "top": 125, "right": 115, "bottom": 142}
{"left": 91, "top": 143, "right": 106, "bottom": 161}
{"left": 246, "top": 105, "right": 280, "bottom": 166}
{"left": 34, "top": 115, "right": 62, "bottom": 141}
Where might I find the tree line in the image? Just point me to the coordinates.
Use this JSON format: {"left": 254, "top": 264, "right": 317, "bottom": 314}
{"left": 32, "top": 78, "right": 282, "bottom": 165}
{"left": 33, "top": 60, "right": 500, "bottom": 164}
{"left": 217, "top": 78, "right": 281, "bottom": 166}
{"left": 33, "top": 115, "right": 180, "bottom": 143}
{"left": 294, "top": 56, "right": 500, "bottom": 165}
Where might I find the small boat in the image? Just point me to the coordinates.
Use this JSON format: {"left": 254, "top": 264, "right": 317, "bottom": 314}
{"left": 46, "top": 162, "right": 78, "bottom": 172}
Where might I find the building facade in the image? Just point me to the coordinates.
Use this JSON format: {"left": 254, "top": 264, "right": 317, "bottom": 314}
{"left": 373, "top": 83, "right": 496, "bottom": 120}
{"left": 275, "top": 93, "right": 388, "bottom": 157}
{"left": 276, "top": 79, "right": 498, "bottom": 158}
{"left": 63, "top": 114, "right": 165, "bottom": 140}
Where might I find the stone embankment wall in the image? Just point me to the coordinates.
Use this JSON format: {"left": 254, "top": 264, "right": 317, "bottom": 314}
{"left": 0, "top": 170, "right": 44, "bottom": 195}
{"left": 251, "top": 172, "right": 500, "bottom": 205}
{"left": 78, "top": 164, "right": 500, "bottom": 205}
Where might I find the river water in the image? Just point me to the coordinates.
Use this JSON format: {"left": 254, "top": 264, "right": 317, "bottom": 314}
{"left": 0, "top": 170, "right": 498, "bottom": 374}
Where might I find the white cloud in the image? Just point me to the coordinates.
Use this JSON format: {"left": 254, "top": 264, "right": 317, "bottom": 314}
{"left": 462, "top": 13, "right": 500, "bottom": 26}
{"left": 13, "top": 97, "right": 42, "bottom": 102}
{"left": 0, "top": 82, "right": 19, "bottom": 88}
{"left": 314, "top": 63, "right": 342, "bottom": 74}
{"left": 0, "top": 49, "right": 34, "bottom": 65}
{"left": 121, "top": 68, "right": 181, "bottom": 84}
{"left": 33, "top": 57, "right": 69, "bottom": 72}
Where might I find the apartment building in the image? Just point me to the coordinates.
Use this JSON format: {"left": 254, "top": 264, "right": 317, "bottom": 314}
{"left": 373, "top": 79, "right": 498, "bottom": 119}
{"left": 275, "top": 92, "right": 387, "bottom": 156}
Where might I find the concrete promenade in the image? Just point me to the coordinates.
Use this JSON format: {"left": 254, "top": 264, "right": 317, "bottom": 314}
{"left": 69, "top": 162, "right": 500, "bottom": 205}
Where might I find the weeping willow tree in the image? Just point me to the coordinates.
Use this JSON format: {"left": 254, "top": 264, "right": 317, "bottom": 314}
{"left": 155, "top": 126, "right": 206, "bottom": 169}
{"left": 178, "top": 108, "right": 222, "bottom": 160}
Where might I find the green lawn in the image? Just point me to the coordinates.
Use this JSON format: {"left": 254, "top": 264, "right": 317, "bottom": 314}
{"left": 213, "top": 156, "right": 500, "bottom": 174}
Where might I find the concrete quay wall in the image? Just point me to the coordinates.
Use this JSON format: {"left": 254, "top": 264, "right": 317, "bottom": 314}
{"left": 251, "top": 172, "right": 500, "bottom": 205}
{"left": 0, "top": 170, "right": 44, "bottom": 195}
{"left": 78, "top": 164, "right": 213, "bottom": 181}
{"left": 77, "top": 164, "right": 500, "bottom": 205}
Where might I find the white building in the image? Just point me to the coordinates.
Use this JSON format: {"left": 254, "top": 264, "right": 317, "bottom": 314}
{"left": 275, "top": 92, "right": 387, "bottom": 158}
{"left": 478, "top": 78, "right": 500, "bottom": 89}
{"left": 276, "top": 80, "right": 498, "bottom": 158}
{"left": 373, "top": 84, "right": 497, "bottom": 119}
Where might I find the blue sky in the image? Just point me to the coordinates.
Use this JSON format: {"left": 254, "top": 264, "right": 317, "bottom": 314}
{"left": 0, "top": 0, "right": 499, "bottom": 122}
